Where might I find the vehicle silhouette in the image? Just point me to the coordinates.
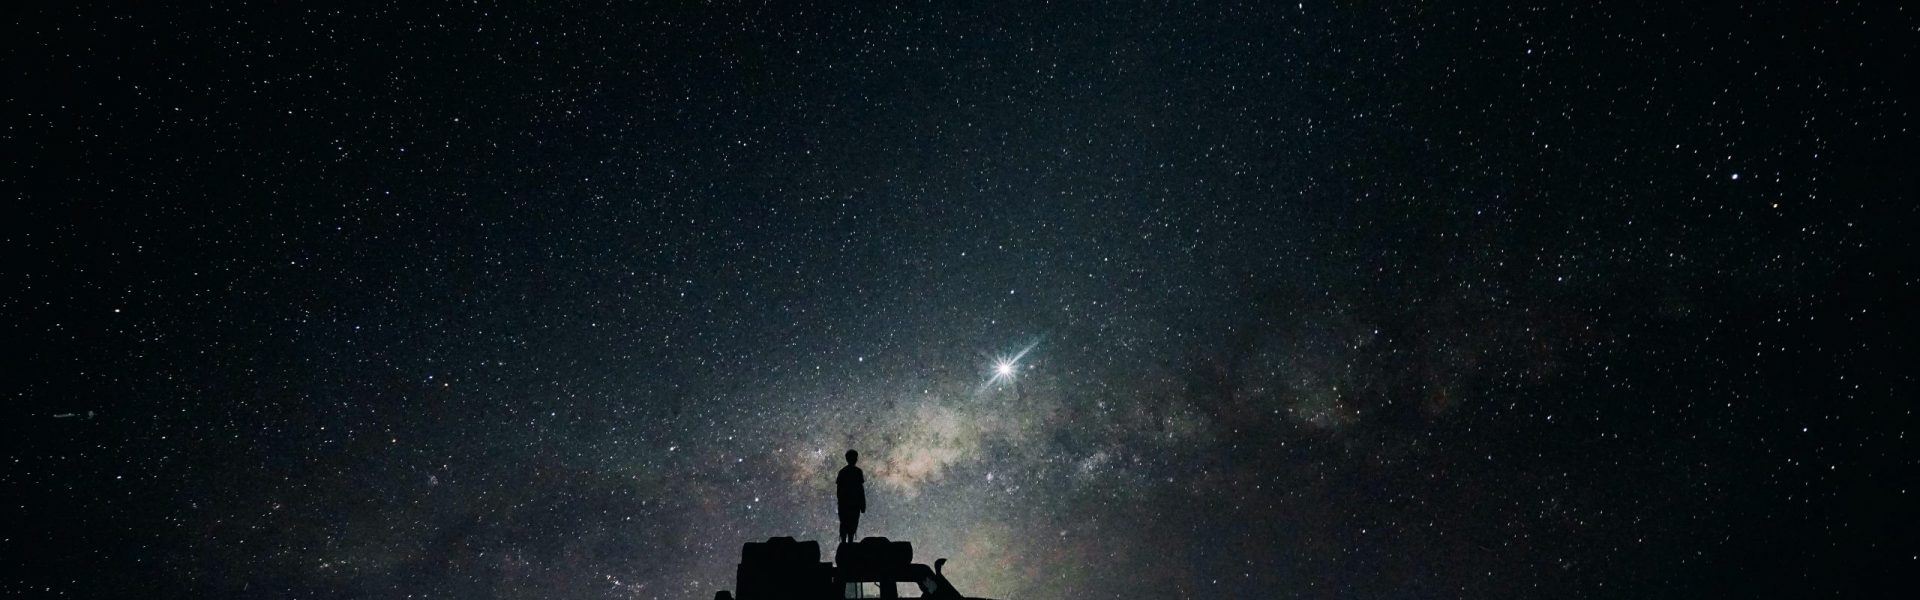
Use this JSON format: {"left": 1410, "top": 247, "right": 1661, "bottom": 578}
{"left": 714, "top": 536, "right": 996, "bottom": 600}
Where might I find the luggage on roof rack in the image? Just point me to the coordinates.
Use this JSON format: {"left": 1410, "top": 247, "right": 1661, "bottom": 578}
{"left": 736, "top": 537, "right": 833, "bottom": 600}
{"left": 835, "top": 537, "right": 913, "bottom": 579}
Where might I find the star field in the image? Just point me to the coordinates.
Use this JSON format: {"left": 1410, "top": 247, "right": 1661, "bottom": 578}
{"left": 5, "top": 2, "right": 1913, "bottom": 598}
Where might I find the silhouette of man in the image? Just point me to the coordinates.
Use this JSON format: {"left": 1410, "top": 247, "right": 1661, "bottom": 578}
{"left": 837, "top": 449, "right": 865, "bottom": 544}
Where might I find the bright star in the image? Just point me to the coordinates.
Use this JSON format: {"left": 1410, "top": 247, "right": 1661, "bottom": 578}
{"left": 983, "top": 340, "right": 1039, "bottom": 387}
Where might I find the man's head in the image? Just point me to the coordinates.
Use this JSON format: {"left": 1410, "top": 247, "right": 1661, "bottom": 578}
{"left": 845, "top": 449, "right": 859, "bottom": 465}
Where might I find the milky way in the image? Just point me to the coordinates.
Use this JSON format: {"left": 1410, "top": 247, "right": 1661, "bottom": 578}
{"left": 8, "top": 2, "right": 1911, "bottom": 598}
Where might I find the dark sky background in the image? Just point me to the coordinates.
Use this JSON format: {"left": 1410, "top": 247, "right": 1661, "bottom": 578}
{"left": 5, "top": 1, "right": 1913, "bottom": 598}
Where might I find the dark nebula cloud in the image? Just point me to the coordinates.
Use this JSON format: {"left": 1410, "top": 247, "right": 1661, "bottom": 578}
{"left": 6, "top": 2, "right": 1911, "bottom": 598}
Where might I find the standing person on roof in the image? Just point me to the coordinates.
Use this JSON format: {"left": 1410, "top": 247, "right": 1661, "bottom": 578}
{"left": 837, "top": 449, "right": 866, "bottom": 544}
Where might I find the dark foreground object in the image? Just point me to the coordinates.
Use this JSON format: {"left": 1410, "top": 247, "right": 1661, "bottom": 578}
{"left": 717, "top": 536, "right": 994, "bottom": 600}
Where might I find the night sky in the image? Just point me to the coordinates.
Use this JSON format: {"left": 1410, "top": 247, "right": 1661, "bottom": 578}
{"left": 6, "top": 2, "right": 1914, "bottom": 598}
